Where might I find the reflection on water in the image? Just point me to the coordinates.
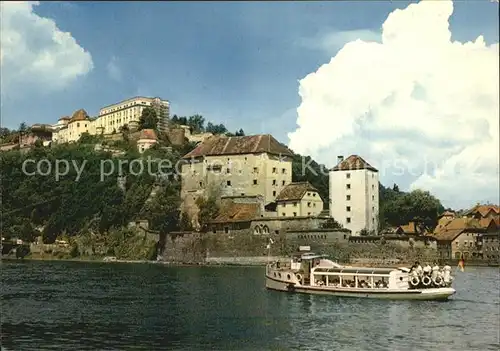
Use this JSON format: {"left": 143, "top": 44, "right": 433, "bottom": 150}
{"left": 1, "top": 261, "right": 499, "bottom": 350}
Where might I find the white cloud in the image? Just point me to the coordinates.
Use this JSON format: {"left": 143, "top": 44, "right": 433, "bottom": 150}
{"left": 287, "top": 0, "right": 499, "bottom": 209}
{"left": 106, "top": 56, "right": 122, "bottom": 81}
{"left": 0, "top": 1, "right": 93, "bottom": 96}
{"left": 299, "top": 29, "right": 381, "bottom": 55}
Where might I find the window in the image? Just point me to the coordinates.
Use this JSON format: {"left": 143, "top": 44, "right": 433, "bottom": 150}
{"left": 253, "top": 179, "right": 258, "bottom": 185}
{"left": 77, "top": 123, "right": 80, "bottom": 128}
{"left": 308, "top": 202, "right": 311, "bottom": 207}
{"left": 226, "top": 168, "right": 230, "bottom": 174}
{"left": 313, "top": 203, "right": 316, "bottom": 207}
{"left": 293, "top": 202, "right": 297, "bottom": 207}
{"left": 346, "top": 217, "right": 351, "bottom": 223}
{"left": 282, "top": 203, "right": 286, "bottom": 207}
{"left": 273, "top": 191, "right": 276, "bottom": 196}
{"left": 282, "top": 213, "right": 286, "bottom": 216}
{"left": 282, "top": 168, "right": 286, "bottom": 174}
{"left": 346, "top": 195, "right": 351, "bottom": 201}
{"left": 372, "top": 184, "right": 375, "bottom": 190}
{"left": 293, "top": 212, "right": 297, "bottom": 217}
{"left": 253, "top": 167, "right": 258, "bottom": 173}
{"left": 372, "top": 206, "right": 374, "bottom": 212}
{"left": 313, "top": 193, "right": 316, "bottom": 197}
{"left": 346, "top": 184, "right": 351, "bottom": 189}
{"left": 272, "top": 167, "right": 277, "bottom": 173}
{"left": 372, "top": 195, "right": 375, "bottom": 201}
{"left": 346, "top": 206, "right": 351, "bottom": 212}
{"left": 212, "top": 228, "right": 216, "bottom": 234}
{"left": 272, "top": 180, "right": 276, "bottom": 185}
{"left": 227, "top": 180, "right": 231, "bottom": 186}
{"left": 224, "top": 227, "right": 229, "bottom": 234}
{"left": 346, "top": 173, "right": 351, "bottom": 179}
{"left": 308, "top": 212, "right": 311, "bottom": 216}
{"left": 282, "top": 180, "right": 285, "bottom": 186}
{"left": 199, "top": 182, "right": 203, "bottom": 187}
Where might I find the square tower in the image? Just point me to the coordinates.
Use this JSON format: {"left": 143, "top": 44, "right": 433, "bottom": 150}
{"left": 329, "top": 155, "right": 379, "bottom": 236}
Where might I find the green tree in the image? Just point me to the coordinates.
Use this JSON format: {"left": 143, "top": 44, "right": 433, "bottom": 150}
{"left": 381, "top": 189, "right": 443, "bottom": 230}
{"left": 142, "top": 181, "right": 181, "bottom": 235}
{"left": 195, "top": 186, "right": 221, "bottom": 231}
{"left": 320, "top": 218, "right": 343, "bottom": 229}
{"left": 187, "top": 114, "right": 205, "bottom": 133}
{"left": 205, "top": 122, "right": 228, "bottom": 135}
{"left": 138, "top": 107, "right": 158, "bottom": 130}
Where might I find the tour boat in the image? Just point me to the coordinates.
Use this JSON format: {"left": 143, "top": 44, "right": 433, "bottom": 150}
{"left": 265, "top": 252, "right": 456, "bottom": 300}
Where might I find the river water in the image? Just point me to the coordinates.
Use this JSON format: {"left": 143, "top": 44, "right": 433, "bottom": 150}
{"left": 1, "top": 261, "right": 499, "bottom": 351}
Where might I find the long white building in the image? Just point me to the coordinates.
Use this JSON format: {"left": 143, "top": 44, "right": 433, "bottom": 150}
{"left": 329, "top": 155, "right": 379, "bottom": 236}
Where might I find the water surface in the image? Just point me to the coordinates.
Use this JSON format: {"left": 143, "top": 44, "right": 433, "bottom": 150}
{"left": 1, "top": 261, "right": 499, "bottom": 350}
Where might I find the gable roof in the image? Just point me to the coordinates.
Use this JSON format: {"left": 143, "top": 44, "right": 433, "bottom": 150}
{"left": 182, "top": 134, "right": 293, "bottom": 159}
{"left": 438, "top": 211, "right": 455, "bottom": 218}
{"left": 331, "top": 155, "right": 378, "bottom": 172}
{"left": 210, "top": 202, "right": 261, "bottom": 224}
{"left": 276, "top": 182, "right": 319, "bottom": 202}
{"left": 463, "top": 204, "right": 500, "bottom": 218}
{"left": 432, "top": 217, "right": 486, "bottom": 241}
{"left": 396, "top": 222, "right": 418, "bottom": 234}
{"left": 138, "top": 129, "right": 157, "bottom": 141}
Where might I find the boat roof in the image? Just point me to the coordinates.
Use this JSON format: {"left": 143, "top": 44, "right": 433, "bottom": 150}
{"left": 296, "top": 252, "right": 328, "bottom": 260}
{"left": 312, "top": 267, "right": 397, "bottom": 275}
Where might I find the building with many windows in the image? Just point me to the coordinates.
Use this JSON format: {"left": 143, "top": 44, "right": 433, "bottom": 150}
{"left": 51, "top": 96, "right": 170, "bottom": 144}
{"left": 329, "top": 155, "right": 379, "bottom": 236}
{"left": 97, "top": 96, "right": 169, "bottom": 134}
{"left": 180, "top": 134, "right": 294, "bottom": 226}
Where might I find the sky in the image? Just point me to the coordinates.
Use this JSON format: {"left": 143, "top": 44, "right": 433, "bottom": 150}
{"left": 1, "top": 0, "right": 499, "bottom": 209}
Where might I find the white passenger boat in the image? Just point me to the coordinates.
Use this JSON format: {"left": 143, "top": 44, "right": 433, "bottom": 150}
{"left": 265, "top": 252, "right": 456, "bottom": 300}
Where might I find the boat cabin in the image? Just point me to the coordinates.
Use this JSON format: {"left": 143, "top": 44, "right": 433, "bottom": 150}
{"left": 311, "top": 266, "right": 409, "bottom": 290}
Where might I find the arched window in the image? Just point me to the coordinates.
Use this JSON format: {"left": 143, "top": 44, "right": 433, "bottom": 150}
{"left": 254, "top": 226, "right": 261, "bottom": 235}
{"left": 454, "top": 251, "right": 461, "bottom": 259}
{"left": 262, "top": 225, "right": 270, "bottom": 235}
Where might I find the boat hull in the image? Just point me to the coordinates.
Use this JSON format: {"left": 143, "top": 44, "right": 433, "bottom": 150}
{"left": 265, "top": 275, "right": 456, "bottom": 301}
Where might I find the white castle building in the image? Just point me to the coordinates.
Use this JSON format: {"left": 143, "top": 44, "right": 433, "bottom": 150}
{"left": 329, "top": 155, "right": 379, "bottom": 236}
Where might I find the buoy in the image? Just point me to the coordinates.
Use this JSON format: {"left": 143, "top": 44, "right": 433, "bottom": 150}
{"left": 432, "top": 276, "right": 443, "bottom": 286}
{"left": 410, "top": 276, "right": 420, "bottom": 287}
{"left": 422, "top": 276, "right": 432, "bottom": 286}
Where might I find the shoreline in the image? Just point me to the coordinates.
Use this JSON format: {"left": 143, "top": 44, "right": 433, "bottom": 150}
{"left": 2, "top": 256, "right": 499, "bottom": 268}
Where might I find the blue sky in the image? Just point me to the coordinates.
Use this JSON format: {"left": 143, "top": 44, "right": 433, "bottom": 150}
{"left": 1, "top": 1, "right": 498, "bottom": 208}
{"left": 3, "top": 1, "right": 498, "bottom": 140}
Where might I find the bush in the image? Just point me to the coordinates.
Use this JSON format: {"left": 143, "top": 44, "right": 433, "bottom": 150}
{"left": 69, "top": 244, "right": 79, "bottom": 258}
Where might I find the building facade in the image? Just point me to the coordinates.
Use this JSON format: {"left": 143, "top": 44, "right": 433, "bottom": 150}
{"left": 181, "top": 134, "right": 294, "bottom": 224}
{"left": 275, "top": 182, "right": 324, "bottom": 217}
{"left": 50, "top": 96, "right": 169, "bottom": 144}
{"left": 97, "top": 96, "right": 170, "bottom": 134}
{"left": 329, "top": 155, "right": 379, "bottom": 236}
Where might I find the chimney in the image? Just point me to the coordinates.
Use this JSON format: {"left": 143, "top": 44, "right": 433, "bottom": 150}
{"left": 337, "top": 155, "right": 344, "bottom": 164}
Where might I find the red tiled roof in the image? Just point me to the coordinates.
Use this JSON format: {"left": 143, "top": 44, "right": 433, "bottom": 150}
{"left": 138, "top": 129, "right": 157, "bottom": 140}
{"left": 432, "top": 217, "right": 486, "bottom": 241}
{"left": 438, "top": 211, "right": 455, "bottom": 218}
{"left": 210, "top": 202, "right": 260, "bottom": 223}
{"left": 276, "top": 182, "right": 319, "bottom": 201}
{"left": 463, "top": 204, "right": 500, "bottom": 217}
{"left": 331, "top": 155, "right": 378, "bottom": 172}
{"left": 182, "top": 134, "right": 293, "bottom": 159}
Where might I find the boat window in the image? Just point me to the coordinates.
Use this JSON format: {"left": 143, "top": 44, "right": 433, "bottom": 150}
{"left": 287, "top": 274, "right": 291, "bottom": 280}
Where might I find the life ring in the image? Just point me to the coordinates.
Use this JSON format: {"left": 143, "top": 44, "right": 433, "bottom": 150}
{"left": 296, "top": 273, "right": 302, "bottom": 281}
{"left": 410, "top": 276, "right": 420, "bottom": 287}
{"left": 432, "top": 276, "right": 443, "bottom": 286}
{"left": 422, "top": 276, "right": 432, "bottom": 286}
